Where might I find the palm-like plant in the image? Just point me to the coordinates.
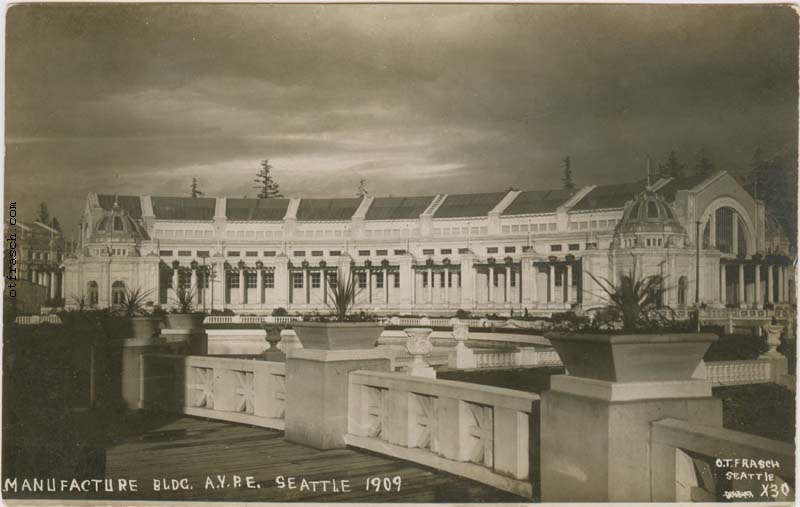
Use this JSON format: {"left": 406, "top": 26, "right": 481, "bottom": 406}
{"left": 586, "top": 268, "right": 668, "bottom": 331}
{"left": 170, "top": 286, "right": 196, "bottom": 314}
{"left": 327, "top": 272, "right": 362, "bottom": 321}
{"left": 116, "top": 287, "right": 154, "bottom": 317}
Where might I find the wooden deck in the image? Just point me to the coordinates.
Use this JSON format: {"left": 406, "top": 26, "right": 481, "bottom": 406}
{"left": 102, "top": 413, "right": 528, "bottom": 502}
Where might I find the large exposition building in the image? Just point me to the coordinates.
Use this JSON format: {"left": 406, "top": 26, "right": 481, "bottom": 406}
{"left": 63, "top": 171, "right": 795, "bottom": 315}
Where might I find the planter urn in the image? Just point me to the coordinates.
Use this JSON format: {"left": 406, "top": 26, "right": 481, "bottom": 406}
{"left": 544, "top": 332, "right": 718, "bottom": 382}
{"left": 165, "top": 313, "right": 206, "bottom": 330}
{"left": 404, "top": 327, "right": 436, "bottom": 378}
{"left": 291, "top": 321, "right": 384, "bottom": 350}
{"left": 763, "top": 324, "right": 784, "bottom": 358}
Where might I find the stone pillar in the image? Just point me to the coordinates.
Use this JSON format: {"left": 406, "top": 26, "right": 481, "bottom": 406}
{"left": 60, "top": 272, "right": 65, "bottom": 299}
{"left": 767, "top": 264, "right": 774, "bottom": 304}
{"left": 404, "top": 328, "right": 435, "bottom": 378}
{"left": 383, "top": 267, "right": 389, "bottom": 305}
{"left": 256, "top": 269, "right": 263, "bottom": 305}
{"left": 488, "top": 266, "right": 494, "bottom": 303}
{"left": 719, "top": 264, "right": 726, "bottom": 305}
{"left": 521, "top": 260, "right": 534, "bottom": 305}
{"left": 504, "top": 267, "right": 511, "bottom": 304}
{"left": 541, "top": 335, "right": 721, "bottom": 502}
{"left": 459, "top": 255, "right": 475, "bottom": 309}
{"left": 549, "top": 264, "right": 556, "bottom": 304}
{"left": 738, "top": 263, "right": 745, "bottom": 308}
{"left": 211, "top": 259, "right": 225, "bottom": 310}
{"left": 285, "top": 348, "right": 392, "bottom": 450}
{"left": 49, "top": 272, "right": 56, "bottom": 299}
{"left": 754, "top": 263, "right": 762, "bottom": 307}
{"left": 190, "top": 268, "right": 198, "bottom": 293}
{"left": 780, "top": 266, "right": 787, "bottom": 303}
{"left": 398, "top": 255, "right": 413, "bottom": 309}
{"left": 443, "top": 267, "right": 449, "bottom": 306}
{"left": 239, "top": 269, "right": 246, "bottom": 305}
{"left": 709, "top": 211, "right": 716, "bottom": 247}
{"left": 427, "top": 267, "right": 433, "bottom": 305}
{"left": 411, "top": 269, "right": 417, "bottom": 307}
{"left": 566, "top": 264, "right": 573, "bottom": 304}
{"left": 172, "top": 269, "right": 179, "bottom": 292}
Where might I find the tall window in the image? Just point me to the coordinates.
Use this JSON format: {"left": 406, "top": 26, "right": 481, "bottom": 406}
{"left": 228, "top": 272, "right": 240, "bottom": 289}
{"left": 376, "top": 272, "right": 384, "bottom": 289}
{"left": 310, "top": 272, "right": 321, "bottom": 289}
{"left": 112, "top": 281, "right": 126, "bottom": 305}
{"left": 357, "top": 271, "right": 367, "bottom": 289}
{"left": 245, "top": 271, "right": 257, "bottom": 289}
{"left": 677, "top": 276, "right": 688, "bottom": 307}
{"left": 264, "top": 271, "right": 275, "bottom": 289}
{"left": 328, "top": 272, "right": 338, "bottom": 289}
{"left": 292, "top": 272, "right": 304, "bottom": 289}
{"left": 394, "top": 273, "right": 400, "bottom": 288}
{"left": 113, "top": 216, "right": 124, "bottom": 231}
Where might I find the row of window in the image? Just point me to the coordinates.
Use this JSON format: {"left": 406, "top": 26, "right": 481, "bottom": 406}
{"left": 27, "top": 251, "right": 62, "bottom": 261}
{"left": 499, "top": 223, "right": 559, "bottom": 234}
{"left": 295, "top": 229, "right": 349, "bottom": 239}
{"left": 567, "top": 219, "right": 618, "bottom": 231}
{"left": 433, "top": 226, "right": 490, "bottom": 236}
{"left": 364, "top": 228, "right": 417, "bottom": 238}
{"left": 226, "top": 271, "right": 276, "bottom": 289}
{"left": 226, "top": 230, "right": 283, "bottom": 240}
{"left": 91, "top": 247, "right": 128, "bottom": 256}
{"left": 156, "top": 229, "right": 214, "bottom": 239}
{"left": 622, "top": 237, "right": 665, "bottom": 248}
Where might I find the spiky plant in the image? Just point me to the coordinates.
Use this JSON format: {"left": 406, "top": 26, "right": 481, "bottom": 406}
{"left": 586, "top": 268, "right": 668, "bottom": 331}
{"left": 327, "top": 272, "right": 362, "bottom": 321}
{"left": 116, "top": 287, "right": 154, "bottom": 317}
{"left": 170, "top": 286, "right": 197, "bottom": 314}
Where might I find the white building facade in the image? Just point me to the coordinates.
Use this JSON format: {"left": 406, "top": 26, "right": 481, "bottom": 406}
{"left": 63, "top": 171, "right": 795, "bottom": 315}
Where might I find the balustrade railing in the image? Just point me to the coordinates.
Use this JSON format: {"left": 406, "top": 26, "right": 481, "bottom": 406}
{"left": 651, "top": 418, "right": 794, "bottom": 502}
{"left": 345, "top": 370, "right": 539, "bottom": 498}
{"left": 203, "top": 315, "right": 302, "bottom": 325}
{"left": 705, "top": 359, "right": 774, "bottom": 386}
{"left": 14, "top": 315, "right": 62, "bottom": 325}
{"left": 140, "top": 354, "right": 286, "bottom": 430}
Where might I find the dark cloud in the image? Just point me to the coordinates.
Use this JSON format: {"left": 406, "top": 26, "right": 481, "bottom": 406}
{"left": 5, "top": 4, "right": 797, "bottom": 234}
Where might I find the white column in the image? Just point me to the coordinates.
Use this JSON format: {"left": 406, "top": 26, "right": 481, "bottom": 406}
{"left": 383, "top": 268, "right": 389, "bottom": 305}
{"left": 256, "top": 269, "right": 263, "bottom": 305}
{"left": 504, "top": 267, "right": 511, "bottom": 303}
{"left": 239, "top": 269, "right": 246, "bottom": 305}
{"left": 488, "top": 266, "right": 494, "bottom": 303}
{"left": 190, "top": 268, "right": 198, "bottom": 292}
{"left": 427, "top": 268, "right": 433, "bottom": 304}
{"left": 754, "top": 264, "right": 761, "bottom": 307}
{"left": 709, "top": 212, "right": 716, "bottom": 247}
{"left": 472, "top": 267, "right": 478, "bottom": 306}
{"left": 443, "top": 267, "right": 450, "bottom": 306}
{"left": 411, "top": 270, "right": 417, "bottom": 306}
{"left": 566, "top": 264, "right": 573, "bottom": 304}
{"left": 172, "top": 268, "right": 179, "bottom": 291}
{"left": 780, "top": 266, "right": 787, "bottom": 303}
{"left": 303, "top": 269, "right": 309, "bottom": 304}
{"left": 767, "top": 265, "right": 774, "bottom": 303}
{"left": 60, "top": 272, "right": 65, "bottom": 299}
{"left": 531, "top": 263, "right": 538, "bottom": 304}
{"left": 738, "top": 264, "right": 745, "bottom": 306}
{"left": 549, "top": 264, "right": 556, "bottom": 303}
{"left": 719, "top": 264, "right": 726, "bottom": 305}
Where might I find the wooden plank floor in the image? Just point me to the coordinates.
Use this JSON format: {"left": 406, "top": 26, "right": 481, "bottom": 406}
{"left": 102, "top": 413, "right": 529, "bottom": 503}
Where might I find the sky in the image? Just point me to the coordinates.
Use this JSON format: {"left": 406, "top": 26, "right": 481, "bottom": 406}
{"left": 5, "top": 3, "right": 798, "bottom": 236}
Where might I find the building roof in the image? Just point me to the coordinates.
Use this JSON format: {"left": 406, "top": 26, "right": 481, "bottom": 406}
{"left": 569, "top": 181, "right": 647, "bottom": 212}
{"left": 366, "top": 196, "right": 436, "bottom": 220}
{"left": 433, "top": 192, "right": 506, "bottom": 219}
{"left": 226, "top": 198, "right": 290, "bottom": 221}
{"left": 502, "top": 189, "right": 576, "bottom": 216}
{"left": 296, "top": 198, "right": 362, "bottom": 221}
{"left": 616, "top": 191, "right": 685, "bottom": 235}
{"left": 656, "top": 173, "right": 714, "bottom": 202}
{"left": 152, "top": 197, "right": 216, "bottom": 220}
{"left": 97, "top": 195, "right": 142, "bottom": 219}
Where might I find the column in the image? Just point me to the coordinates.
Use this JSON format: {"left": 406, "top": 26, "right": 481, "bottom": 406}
{"left": 427, "top": 267, "right": 433, "bottom": 304}
{"left": 443, "top": 267, "right": 449, "bottom": 306}
{"left": 368, "top": 268, "right": 373, "bottom": 304}
{"left": 256, "top": 269, "right": 263, "bottom": 305}
{"left": 549, "top": 264, "right": 556, "bottom": 304}
{"left": 767, "top": 265, "right": 774, "bottom": 304}
{"left": 411, "top": 270, "right": 417, "bottom": 306}
{"left": 754, "top": 264, "right": 762, "bottom": 307}
{"left": 566, "top": 264, "right": 573, "bottom": 304}
{"left": 780, "top": 266, "right": 787, "bottom": 303}
{"left": 172, "top": 268, "right": 179, "bottom": 291}
{"left": 49, "top": 272, "right": 56, "bottom": 299}
{"left": 709, "top": 212, "right": 716, "bottom": 247}
{"left": 303, "top": 269, "right": 309, "bottom": 304}
{"left": 732, "top": 216, "right": 739, "bottom": 255}
{"left": 719, "top": 265, "right": 726, "bottom": 305}
{"left": 504, "top": 267, "right": 511, "bottom": 304}
{"left": 531, "top": 263, "right": 538, "bottom": 305}
{"left": 459, "top": 255, "right": 475, "bottom": 309}
{"left": 383, "top": 268, "right": 389, "bottom": 305}
{"left": 488, "top": 266, "right": 494, "bottom": 303}
{"left": 190, "top": 268, "right": 198, "bottom": 293}
{"left": 323, "top": 269, "right": 328, "bottom": 306}
{"left": 738, "top": 263, "right": 745, "bottom": 307}
{"left": 60, "top": 272, "right": 65, "bottom": 299}
{"left": 239, "top": 269, "right": 246, "bottom": 305}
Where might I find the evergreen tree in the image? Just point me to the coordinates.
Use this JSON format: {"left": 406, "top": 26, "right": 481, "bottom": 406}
{"left": 37, "top": 202, "right": 49, "bottom": 224}
{"left": 695, "top": 147, "right": 714, "bottom": 176}
{"left": 658, "top": 150, "right": 686, "bottom": 178}
{"left": 356, "top": 177, "right": 369, "bottom": 197}
{"left": 191, "top": 177, "right": 205, "bottom": 198}
{"left": 561, "top": 156, "right": 575, "bottom": 190}
{"left": 50, "top": 217, "right": 62, "bottom": 232}
{"left": 253, "top": 160, "right": 283, "bottom": 199}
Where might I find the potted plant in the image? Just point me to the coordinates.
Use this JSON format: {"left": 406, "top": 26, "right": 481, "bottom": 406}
{"left": 164, "top": 286, "right": 206, "bottom": 330}
{"left": 291, "top": 271, "right": 384, "bottom": 350}
{"left": 545, "top": 270, "right": 717, "bottom": 382}
{"left": 102, "top": 287, "right": 161, "bottom": 340}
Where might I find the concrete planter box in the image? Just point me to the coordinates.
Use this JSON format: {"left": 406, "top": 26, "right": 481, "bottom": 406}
{"left": 545, "top": 332, "right": 717, "bottom": 382}
{"left": 292, "top": 321, "right": 384, "bottom": 350}
{"left": 102, "top": 316, "right": 161, "bottom": 341}
{"left": 164, "top": 313, "right": 206, "bottom": 330}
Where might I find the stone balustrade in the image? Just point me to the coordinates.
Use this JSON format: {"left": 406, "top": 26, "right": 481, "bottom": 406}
{"left": 14, "top": 315, "right": 62, "bottom": 325}
{"left": 203, "top": 315, "right": 302, "bottom": 325}
{"left": 140, "top": 354, "right": 286, "bottom": 430}
{"left": 344, "top": 370, "right": 540, "bottom": 498}
{"left": 705, "top": 359, "right": 774, "bottom": 386}
{"left": 650, "top": 418, "right": 794, "bottom": 502}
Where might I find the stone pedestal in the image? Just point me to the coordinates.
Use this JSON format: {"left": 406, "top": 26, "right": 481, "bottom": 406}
{"left": 284, "top": 348, "right": 392, "bottom": 449}
{"left": 404, "top": 327, "right": 436, "bottom": 378}
{"left": 262, "top": 326, "right": 287, "bottom": 362}
{"left": 540, "top": 375, "right": 722, "bottom": 502}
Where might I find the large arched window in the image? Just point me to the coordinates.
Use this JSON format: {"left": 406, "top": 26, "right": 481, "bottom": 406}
{"left": 87, "top": 281, "right": 99, "bottom": 306}
{"left": 112, "top": 280, "right": 126, "bottom": 305}
{"left": 677, "top": 276, "right": 688, "bottom": 307}
{"left": 703, "top": 207, "right": 748, "bottom": 256}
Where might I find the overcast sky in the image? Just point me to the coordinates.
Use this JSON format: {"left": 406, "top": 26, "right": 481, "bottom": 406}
{"left": 5, "top": 3, "right": 798, "bottom": 235}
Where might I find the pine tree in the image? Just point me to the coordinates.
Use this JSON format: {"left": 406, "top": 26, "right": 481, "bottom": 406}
{"left": 253, "top": 160, "right": 283, "bottom": 199}
{"left": 37, "top": 202, "right": 50, "bottom": 224}
{"left": 190, "top": 177, "right": 205, "bottom": 198}
{"left": 561, "top": 156, "right": 575, "bottom": 190}
{"left": 50, "top": 217, "right": 62, "bottom": 232}
{"left": 356, "top": 177, "right": 369, "bottom": 197}
{"left": 695, "top": 147, "right": 714, "bottom": 176}
{"left": 658, "top": 150, "right": 686, "bottom": 178}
